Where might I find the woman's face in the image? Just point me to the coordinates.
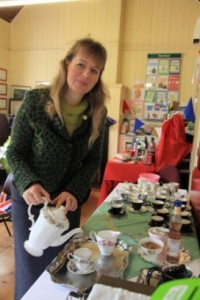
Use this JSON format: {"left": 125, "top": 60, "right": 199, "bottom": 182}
{"left": 66, "top": 50, "right": 102, "bottom": 98}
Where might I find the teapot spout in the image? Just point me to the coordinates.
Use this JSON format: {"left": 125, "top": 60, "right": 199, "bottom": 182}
{"left": 50, "top": 227, "right": 83, "bottom": 247}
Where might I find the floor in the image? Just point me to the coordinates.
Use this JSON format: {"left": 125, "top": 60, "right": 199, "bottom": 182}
{"left": 0, "top": 187, "right": 99, "bottom": 300}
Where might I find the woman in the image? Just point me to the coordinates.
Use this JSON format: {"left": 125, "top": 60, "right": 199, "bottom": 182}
{"left": 6, "top": 37, "right": 109, "bottom": 300}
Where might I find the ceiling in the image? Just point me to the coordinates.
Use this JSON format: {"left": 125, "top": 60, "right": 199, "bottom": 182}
{"left": 0, "top": 6, "right": 23, "bottom": 23}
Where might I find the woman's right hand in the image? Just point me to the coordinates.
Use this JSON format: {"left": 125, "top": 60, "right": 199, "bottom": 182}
{"left": 22, "top": 183, "right": 51, "bottom": 206}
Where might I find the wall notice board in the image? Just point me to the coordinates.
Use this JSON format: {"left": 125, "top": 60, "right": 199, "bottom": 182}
{"left": 144, "top": 53, "right": 182, "bottom": 121}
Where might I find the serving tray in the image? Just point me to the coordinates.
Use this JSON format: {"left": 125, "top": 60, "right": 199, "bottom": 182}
{"left": 46, "top": 232, "right": 132, "bottom": 293}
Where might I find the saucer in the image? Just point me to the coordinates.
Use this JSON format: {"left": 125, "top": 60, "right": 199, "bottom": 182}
{"left": 67, "top": 260, "right": 96, "bottom": 275}
{"left": 137, "top": 247, "right": 191, "bottom": 266}
{"left": 108, "top": 208, "right": 126, "bottom": 217}
{"left": 148, "top": 220, "right": 169, "bottom": 228}
{"left": 137, "top": 247, "right": 158, "bottom": 264}
{"left": 127, "top": 205, "right": 147, "bottom": 213}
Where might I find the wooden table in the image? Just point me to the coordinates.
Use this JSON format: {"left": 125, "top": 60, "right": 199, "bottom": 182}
{"left": 22, "top": 183, "right": 200, "bottom": 300}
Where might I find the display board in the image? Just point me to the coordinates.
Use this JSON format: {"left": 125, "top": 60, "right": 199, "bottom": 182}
{"left": 144, "top": 53, "right": 182, "bottom": 121}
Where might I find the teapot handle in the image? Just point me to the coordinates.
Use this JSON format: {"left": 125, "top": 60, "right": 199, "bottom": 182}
{"left": 27, "top": 198, "right": 48, "bottom": 231}
{"left": 90, "top": 231, "right": 97, "bottom": 242}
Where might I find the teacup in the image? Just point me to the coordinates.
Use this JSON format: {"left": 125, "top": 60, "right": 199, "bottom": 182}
{"left": 151, "top": 215, "right": 164, "bottom": 227}
{"left": 157, "top": 208, "right": 169, "bottom": 221}
{"left": 110, "top": 203, "right": 123, "bottom": 215}
{"left": 156, "top": 195, "right": 167, "bottom": 203}
{"left": 131, "top": 199, "right": 143, "bottom": 211}
{"left": 181, "top": 211, "right": 191, "bottom": 219}
{"left": 148, "top": 227, "right": 169, "bottom": 243}
{"left": 169, "top": 182, "right": 179, "bottom": 194}
{"left": 139, "top": 237, "right": 164, "bottom": 258}
{"left": 152, "top": 200, "right": 164, "bottom": 211}
{"left": 181, "top": 204, "right": 186, "bottom": 211}
{"left": 118, "top": 191, "right": 130, "bottom": 201}
{"left": 67, "top": 248, "right": 92, "bottom": 271}
{"left": 139, "top": 192, "right": 148, "bottom": 201}
{"left": 181, "top": 219, "right": 192, "bottom": 231}
{"left": 90, "top": 230, "right": 120, "bottom": 256}
{"left": 181, "top": 198, "right": 188, "bottom": 207}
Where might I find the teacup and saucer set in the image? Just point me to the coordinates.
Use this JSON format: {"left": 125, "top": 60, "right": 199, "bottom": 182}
{"left": 137, "top": 236, "right": 165, "bottom": 264}
{"left": 108, "top": 203, "right": 126, "bottom": 216}
{"left": 127, "top": 198, "right": 147, "bottom": 213}
{"left": 67, "top": 248, "right": 96, "bottom": 275}
{"left": 148, "top": 214, "right": 168, "bottom": 228}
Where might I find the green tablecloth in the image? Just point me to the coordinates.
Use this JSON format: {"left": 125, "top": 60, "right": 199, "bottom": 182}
{"left": 83, "top": 202, "right": 200, "bottom": 279}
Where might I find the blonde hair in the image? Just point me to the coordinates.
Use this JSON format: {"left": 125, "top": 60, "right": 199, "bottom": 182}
{"left": 49, "top": 38, "right": 109, "bottom": 147}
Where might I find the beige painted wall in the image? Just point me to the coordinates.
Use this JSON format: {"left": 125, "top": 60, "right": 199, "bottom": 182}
{"left": 121, "top": 0, "right": 200, "bottom": 102}
{"left": 3, "top": 0, "right": 200, "bottom": 102}
{"left": 0, "top": 0, "right": 200, "bottom": 158}
{"left": 0, "top": 19, "right": 10, "bottom": 65}
{"left": 9, "top": 0, "right": 122, "bottom": 88}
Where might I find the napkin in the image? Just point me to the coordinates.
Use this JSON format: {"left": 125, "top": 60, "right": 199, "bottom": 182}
{"left": 87, "top": 284, "right": 150, "bottom": 300}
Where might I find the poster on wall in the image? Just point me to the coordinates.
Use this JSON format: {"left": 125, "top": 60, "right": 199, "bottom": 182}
{"left": 130, "top": 80, "right": 145, "bottom": 119}
{"left": 144, "top": 53, "right": 182, "bottom": 121}
{"left": 131, "top": 80, "right": 145, "bottom": 100}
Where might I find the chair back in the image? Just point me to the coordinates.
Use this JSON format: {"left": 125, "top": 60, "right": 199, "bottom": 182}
{"left": 0, "top": 113, "right": 10, "bottom": 146}
{"left": 158, "top": 165, "right": 180, "bottom": 184}
{"left": 2, "top": 173, "right": 13, "bottom": 196}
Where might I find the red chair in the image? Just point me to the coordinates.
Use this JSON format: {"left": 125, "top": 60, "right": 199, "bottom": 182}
{"left": 158, "top": 165, "right": 181, "bottom": 184}
{"left": 155, "top": 114, "right": 191, "bottom": 172}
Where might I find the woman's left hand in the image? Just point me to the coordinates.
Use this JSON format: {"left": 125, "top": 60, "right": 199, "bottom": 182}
{"left": 52, "top": 191, "right": 78, "bottom": 212}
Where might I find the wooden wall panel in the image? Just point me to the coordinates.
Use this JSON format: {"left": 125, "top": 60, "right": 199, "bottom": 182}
{"left": 121, "top": 0, "right": 200, "bottom": 103}
{"left": 0, "top": 19, "right": 10, "bottom": 49}
{"left": 10, "top": 0, "right": 122, "bottom": 88}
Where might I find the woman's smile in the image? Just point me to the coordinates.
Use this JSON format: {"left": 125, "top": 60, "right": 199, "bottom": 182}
{"left": 66, "top": 51, "right": 102, "bottom": 97}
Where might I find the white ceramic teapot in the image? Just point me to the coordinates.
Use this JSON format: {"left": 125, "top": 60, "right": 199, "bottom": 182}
{"left": 24, "top": 200, "right": 83, "bottom": 257}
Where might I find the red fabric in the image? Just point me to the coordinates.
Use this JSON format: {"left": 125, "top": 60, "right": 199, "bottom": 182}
{"left": 191, "top": 167, "right": 200, "bottom": 191}
{"left": 192, "top": 167, "right": 200, "bottom": 179}
{"left": 97, "top": 158, "right": 155, "bottom": 206}
{"left": 155, "top": 114, "right": 192, "bottom": 172}
{"left": 122, "top": 100, "right": 131, "bottom": 113}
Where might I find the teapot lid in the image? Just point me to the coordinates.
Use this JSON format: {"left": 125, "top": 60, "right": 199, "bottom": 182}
{"left": 46, "top": 206, "right": 67, "bottom": 221}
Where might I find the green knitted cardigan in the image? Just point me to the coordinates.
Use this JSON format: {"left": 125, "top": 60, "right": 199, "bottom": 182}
{"left": 6, "top": 88, "right": 106, "bottom": 203}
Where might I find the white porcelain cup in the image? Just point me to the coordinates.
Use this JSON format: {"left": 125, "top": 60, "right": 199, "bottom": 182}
{"left": 67, "top": 248, "right": 92, "bottom": 271}
{"left": 90, "top": 230, "right": 120, "bottom": 256}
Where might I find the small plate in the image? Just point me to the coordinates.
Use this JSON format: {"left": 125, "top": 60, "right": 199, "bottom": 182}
{"left": 127, "top": 205, "right": 147, "bottom": 213}
{"left": 148, "top": 221, "right": 169, "bottom": 228}
{"left": 137, "top": 247, "right": 157, "bottom": 264}
{"left": 108, "top": 208, "right": 126, "bottom": 217}
{"left": 137, "top": 247, "right": 191, "bottom": 266}
{"left": 67, "top": 260, "right": 96, "bottom": 275}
